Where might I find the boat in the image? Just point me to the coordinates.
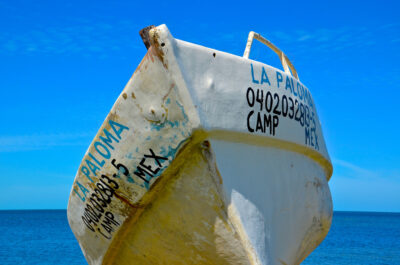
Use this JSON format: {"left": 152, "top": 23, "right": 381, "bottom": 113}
{"left": 67, "top": 24, "right": 333, "bottom": 265}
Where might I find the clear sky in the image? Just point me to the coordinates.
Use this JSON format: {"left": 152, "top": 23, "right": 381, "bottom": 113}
{"left": 0, "top": 0, "right": 399, "bottom": 211}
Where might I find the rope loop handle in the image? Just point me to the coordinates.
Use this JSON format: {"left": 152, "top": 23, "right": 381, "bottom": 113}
{"left": 243, "top": 31, "right": 299, "bottom": 80}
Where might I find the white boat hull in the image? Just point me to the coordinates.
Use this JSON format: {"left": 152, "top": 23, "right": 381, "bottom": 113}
{"left": 67, "top": 24, "right": 333, "bottom": 265}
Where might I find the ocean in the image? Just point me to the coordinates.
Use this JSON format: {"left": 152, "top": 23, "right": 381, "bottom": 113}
{"left": 0, "top": 210, "right": 398, "bottom": 264}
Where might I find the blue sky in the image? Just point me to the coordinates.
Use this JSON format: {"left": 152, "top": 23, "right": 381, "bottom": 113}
{"left": 0, "top": 0, "right": 399, "bottom": 211}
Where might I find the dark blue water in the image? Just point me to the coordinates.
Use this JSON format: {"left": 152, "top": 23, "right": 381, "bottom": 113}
{"left": 0, "top": 210, "right": 85, "bottom": 265}
{"left": 0, "top": 210, "right": 399, "bottom": 264}
{"left": 303, "top": 211, "right": 400, "bottom": 264}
